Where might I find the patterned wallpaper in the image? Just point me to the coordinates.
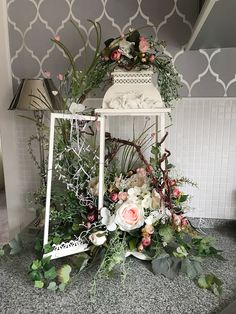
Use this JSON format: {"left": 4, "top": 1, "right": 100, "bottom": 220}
{"left": 7, "top": 0, "right": 236, "bottom": 97}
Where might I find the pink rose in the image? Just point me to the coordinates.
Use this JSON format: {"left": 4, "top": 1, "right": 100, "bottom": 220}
{"left": 110, "top": 193, "right": 118, "bottom": 202}
{"left": 149, "top": 54, "right": 155, "bottom": 63}
{"left": 173, "top": 187, "right": 181, "bottom": 198}
{"left": 142, "top": 236, "right": 151, "bottom": 247}
{"left": 118, "top": 191, "right": 128, "bottom": 201}
{"left": 115, "top": 202, "right": 144, "bottom": 231}
{"left": 139, "top": 36, "right": 149, "bottom": 53}
{"left": 137, "top": 167, "right": 146, "bottom": 177}
{"left": 110, "top": 50, "right": 121, "bottom": 61}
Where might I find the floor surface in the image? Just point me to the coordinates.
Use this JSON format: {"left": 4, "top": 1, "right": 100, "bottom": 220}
{"left": 0, "top": 224, "right": 235, "bottom": 314}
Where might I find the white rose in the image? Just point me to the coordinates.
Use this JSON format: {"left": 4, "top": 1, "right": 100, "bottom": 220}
{"left": 89, "top": 231, "right": 106, "bottom": 246}
{"left": 114, "top": 201, "right": 145, "bottom": 232}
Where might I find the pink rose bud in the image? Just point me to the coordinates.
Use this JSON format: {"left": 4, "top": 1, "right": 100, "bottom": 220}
{"left": 118, "top": 192, "right": 128, "bottom": 201}
{"left": 173, "top": 213, "right": 181, "bottom": 226}
{"left": 86, "top": 222, "right": 92, "bottom": 229}
{"left": 139, "top": 36, "right": 149, "bottom": 53}
{"left": 57, "top": 73, "right": 63, "bottom": 81}
{"left": 173, "top": 187, "right": 181, "bottom": 198}
{"left": 87, "top": 213, "right": 96, "bottom": 223}
{"left": 110, "top": 193, "right": 118, "bottom": 202}
{"left": 151, "top": 132, "right": 156, "bottom": 138}
{"left": 142, "top": 236, "right": 151, "bottom": 247}
{"left": 181, "top": 218, "right": 189, "bottom": 226}
{"left": 149, "top": 54, "right": 155, "bottom": 63}
{"left": 137, "top": 167, "right": 146, "bottom": 177}
{"left": 43, "top": 70, "right": 51, "bottom": 79}
{"left": 110, "top": 50, "right": 121, "bottom": 61}
{"left": 144, "top": 224, "right": 154, "bottom": 234}
{"left": 54, "top": 35, "right": 60, "bottom": 41}
{"left": 169, "top": 179, "right": 176, "bottom": 187}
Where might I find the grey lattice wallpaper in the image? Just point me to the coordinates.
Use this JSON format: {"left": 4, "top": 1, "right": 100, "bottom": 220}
{"left": 7, "top": 0, "right": 236, "bottom": 97}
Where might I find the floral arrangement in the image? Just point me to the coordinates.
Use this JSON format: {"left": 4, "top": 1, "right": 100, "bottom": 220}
{"left": 0, "top": 21, "right": 224, "bottom": 296}
{"left": 100, "top": 28, "right": 180, "bottom": 107}
{"left": 25, "top": 121, "right": 224, "bottom": 295}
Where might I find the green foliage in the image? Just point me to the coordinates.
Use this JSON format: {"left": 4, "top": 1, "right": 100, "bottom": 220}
{"left": 158, "top": 225, "right": 174, "bottom": 243}
{"left": 152, "top": 253, "right": 181, "bottom": 279}
{"left": 180, "top": 258, "right": 202, "bottom": 279}
{"left": 197, "top": 274, "right": 223, "bottom": 296}
{"left": 28, "top": 255, "right": 71, "bottom": 292}
{"left": 0, "top": 247, "right": 5, "bottom": 256}
{"left": 34, "top": 280, "right": 44, "bottom": 289}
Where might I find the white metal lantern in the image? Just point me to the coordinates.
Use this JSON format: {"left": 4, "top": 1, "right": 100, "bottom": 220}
{"left": 96, "top": 69, "right": 171, "bottom": 210}
{"left": 103, "top": 70, "right": 163, "bottom": 110}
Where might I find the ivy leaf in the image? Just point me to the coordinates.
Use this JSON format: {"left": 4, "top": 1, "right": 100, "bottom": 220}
{"left": 9, "top": 235, "right": 23, "bottom": 255}
{"left": 197, "top": 274, "right": 223, "bottom": 296}
{"left": 152, "top": 253, "right": 181, "bottom": 279}
{"left": 57, "top": 264, "right": 72, "bottom": 284}
{"left": 31, "top": 259, "right": 42, "bottom": 270}
{"left": 43, "top": 243, "right": 53, "bottom": 254}
{"left": 159, "top": 225, "right": 174, "bottom": 243}
{"left": 28, "top": 270, "right": 41, "bottom": 281}
{"left": 44, "top": 266, "right": 57, "bottom": 280}
{"left": 58, "top": 283, "right": 66, "bottom": 292}
{"left": 34, "top": 238, "right": 42, "bottom": 252}
{"left": 47, "top": 281, "right": 58, "bottom": 291}
{"left": 179, "top": 194, "right": 188, "bottom": 202}
{"left": 34, "top": 280, "right": 44, "bottom": 289}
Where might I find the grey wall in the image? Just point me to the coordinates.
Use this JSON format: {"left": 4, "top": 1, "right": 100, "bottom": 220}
{"left": 7, "top": 0, "right": 236, "bottom": 97}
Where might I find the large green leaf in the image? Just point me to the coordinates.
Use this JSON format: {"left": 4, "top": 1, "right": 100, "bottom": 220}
{"left": 180, "top": 258, "right": 203, "bottom": 279}
{"left": 151, "top": 253, "right": 181, "bottom": 279}
{"left": 159, "top": 225, "right": 174, "bottom": 243}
